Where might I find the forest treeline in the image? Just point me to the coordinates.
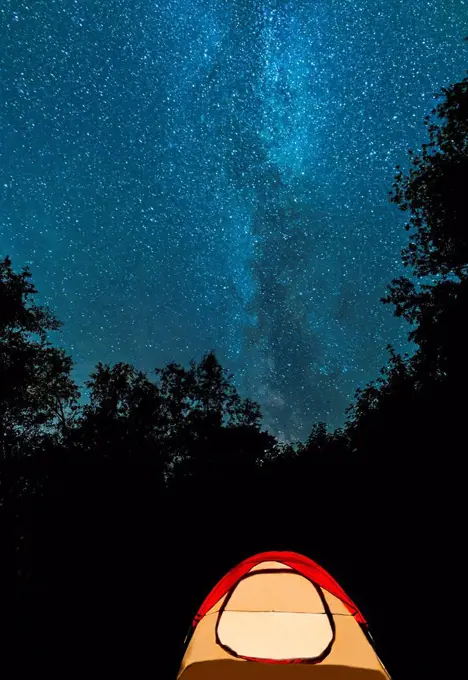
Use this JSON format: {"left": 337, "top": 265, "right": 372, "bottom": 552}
{"left": 2, "top": 75, "right": 467, "bottom": 679}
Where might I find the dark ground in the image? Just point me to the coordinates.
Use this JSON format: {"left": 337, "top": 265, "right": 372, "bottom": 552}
{"left": 6, "top": 461, "right": 457, "bottom": 680}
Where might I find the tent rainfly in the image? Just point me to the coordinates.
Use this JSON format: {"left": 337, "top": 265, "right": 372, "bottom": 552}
{"left": 176, "top": 551, "right": 391, "bottom": 680}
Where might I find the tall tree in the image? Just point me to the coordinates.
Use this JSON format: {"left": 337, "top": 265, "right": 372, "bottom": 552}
{"left": 389, "top": 77, "right": 468, "bottom": 279}
{"left": 344, "top": 73, "right": 468, "bottom": 458}
{"left": 0, "top": 256, "right": 79, "bottom": 459}
{"left": 382, "top": 75, "right": 468, "bottom": 387}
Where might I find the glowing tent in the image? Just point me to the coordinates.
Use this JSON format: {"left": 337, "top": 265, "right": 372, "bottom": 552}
{"left": 177, "top": 551, "right": 391, "bottom": 680}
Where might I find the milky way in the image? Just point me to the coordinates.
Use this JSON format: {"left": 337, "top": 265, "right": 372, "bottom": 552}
{"left": 1, "top": 1, "right": 467, "bottom": 441}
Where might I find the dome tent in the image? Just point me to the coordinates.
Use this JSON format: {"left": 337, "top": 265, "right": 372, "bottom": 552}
{"left": 177, "top": 551, "right": 391, "bottom": 680}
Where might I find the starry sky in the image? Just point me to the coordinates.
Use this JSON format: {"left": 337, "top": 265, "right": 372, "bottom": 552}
{"left": 1, "top": 1, "right": 467, "bottom": 442}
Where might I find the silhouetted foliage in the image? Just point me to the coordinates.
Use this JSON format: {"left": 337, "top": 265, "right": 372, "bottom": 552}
{"left": 343, "top": 71, "right": 468, "bottom": 460}
{"left": 389, "top": 77, "right": 468, "bottom": 279}
{"left": 0, "top": 256, "right": 80, "bottom": 460}
{"left": 69, "top": 361, "right": 166, "bottom": 464}
{"left": 382, "top": 76, "right": 468, "bottom": 381}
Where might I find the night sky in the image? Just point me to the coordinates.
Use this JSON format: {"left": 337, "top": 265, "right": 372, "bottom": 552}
{"left": 1, "top": 1, "right": 467, "bottom": 442}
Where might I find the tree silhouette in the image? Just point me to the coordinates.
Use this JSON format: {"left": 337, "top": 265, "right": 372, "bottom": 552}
{"left": 342, "top": 72, "right": 468, "bottom": 460}
{"left": 156, "top": 351, "right": 274, "bottom": 484}
{"left": 382, "top": 74, "right": 468, "bottom": 416}
{"left": 0, "top": 256, "right": 79, "bottom": 460}
{"left": 389, "top": 77, "right": 468, "bottom": 279}
{"left": 69, "top": 361, "right": 166, "bottom": 465}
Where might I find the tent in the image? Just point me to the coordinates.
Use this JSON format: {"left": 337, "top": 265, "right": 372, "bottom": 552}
{"left": 177, "top": 551, "right": 391, "bottom": 680}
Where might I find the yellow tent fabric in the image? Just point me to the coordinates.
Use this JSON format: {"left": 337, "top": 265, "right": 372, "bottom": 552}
{"left": 177, "top": 556, "right": 391, "bottom": 680}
